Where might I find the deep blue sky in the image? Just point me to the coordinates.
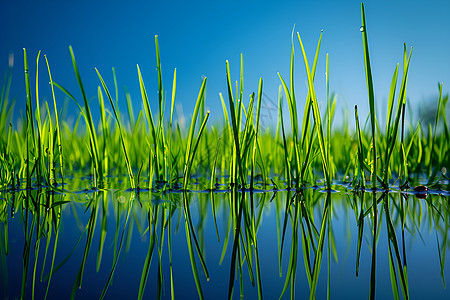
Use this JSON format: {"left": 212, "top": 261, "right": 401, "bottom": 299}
{"left": 1, "top": 0, "right": 449, "bottom": 130}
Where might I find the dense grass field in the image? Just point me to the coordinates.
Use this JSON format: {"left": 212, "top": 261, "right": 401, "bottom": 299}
{"left": 0, "top": 4, "right": 448, "bottom": 194}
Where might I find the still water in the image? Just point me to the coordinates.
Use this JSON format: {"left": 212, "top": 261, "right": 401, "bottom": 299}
{"left": 1, "top": 178, "right": 449, "bottom": 299}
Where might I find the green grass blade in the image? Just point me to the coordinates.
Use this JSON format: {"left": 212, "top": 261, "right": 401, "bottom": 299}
{"left": 226, "top": 61, "right": 245, "bottom": 187}
{"left": 23, "top": 48, "right": 36, "bottom": 189}
{"left": 169, "top": 68, "right": 176, "bottom": 188}
{"left": 297, "top": 32, "right": 329, "bottom": 188}
{"left": 183, "top": 78, "right": 207, "bottom": 190}
{"left": 69, "top": 46, "right": 102, "bottom": 185}
{"left": 45, "top": 55, "right": 64, "bottom": 182}
{"left": 250, "top": 78, "right": 263, "bottom": 190}
{"left": 137, "top": 64, "right": 159, "bottom": 183}
{"left": 96, "top": 68, "right": 135, "bottom": 189}
{"left": 360, "top": 3, "right": 377, "bottom": 188}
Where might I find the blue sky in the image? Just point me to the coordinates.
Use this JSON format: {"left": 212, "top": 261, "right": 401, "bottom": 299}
{"left": 1, "top": 0, "right": 449, "bottom": 130}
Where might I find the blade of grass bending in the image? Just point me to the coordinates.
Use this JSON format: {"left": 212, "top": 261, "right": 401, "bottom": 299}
{"left": 96, "top": 68, "right": 135, "bottom": 189}
{"left": 112, "top": 67, "right": 119, "bottom": 118}
{"left": 277, "top": 72, "right": 300, "bottom": 180}
{"left": 250, "top": 78, "right": 263, "bottom": 190}
{"left": 388, "top": 239, "right": 400, "bottom": 300}
{"left": 354, "top": 105, "right": 366, "bottom": 189}
{"left": 301, "top": 30, "right": 323, "bottom": 149}
{"left": 383, "top": 46, "right": 412, "bottom": 185}
{"left": 360, "top": 3, "right": 377, "bottom": 188}
{"left": 169, "top": 68, "right": 176, "bottom": 188}
{"left": 183, "top": 113, "right": 210, "bottom": 277}
{"left": 69, "top": 46, "right": 102, "bottom": 185}
{"left": 23, "top": 48, "right": 35, "bottom": 189}
{"left": 34, "top": 51, "right": 45, "bottom": 185}
{"left": 155, "top": 36, "right": 168, "bottom": 184}
{"left": 98, "top": 86, "right": 109, "bottom": 176}
{"left": 45, "top": 55, "right": 64, "bottom": 183}
{"left": 183, "top": 78, "right": 207, "bottom": 190}
{"left": 385, "top": 64, "right": 399, "bottom": 142}
{"left": 137, "top": 64, "right": 160, "bottom": 182}
{"left": 297, "top": 32, "right": 329, "bottom": 188}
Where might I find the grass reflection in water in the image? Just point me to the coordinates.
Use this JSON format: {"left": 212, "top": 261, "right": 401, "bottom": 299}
{"left": 1, "top": 182, "right": 449, "bottom": 299}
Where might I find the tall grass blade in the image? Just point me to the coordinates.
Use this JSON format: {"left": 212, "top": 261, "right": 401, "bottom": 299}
{"left": 68, "top": 46, "right": 102, "bottom": 186}
{"left": 137, "top": 64, "right": 160, "bottom": 183}
{"left": 45, "top": 55, "right": 64, "bottom": 183}
{"left": 360, "top": 3, "right": 377, "bottom": 188}
{"left": 226, "top": 61, "right": 245, "bottom": 187}
{"left": 183, "top": 78, "right": 207, "bottom": 190}
{"left": 297, "top": 32, "right": 329, "bottom": 188}
{"left": 96, "top": 68, "right": 135, "bottom": 189}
